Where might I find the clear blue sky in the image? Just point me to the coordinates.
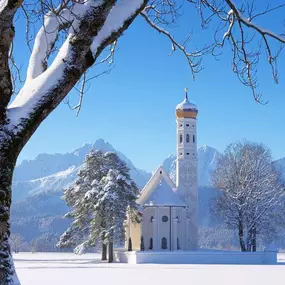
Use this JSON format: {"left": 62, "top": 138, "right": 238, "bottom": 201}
{"left": 14, "top": 2, "right": 285, "bottom": 172}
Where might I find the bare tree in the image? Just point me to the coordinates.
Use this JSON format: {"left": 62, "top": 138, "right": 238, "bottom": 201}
{"left": 212, "top": 141, "right": 285, "bottom": 252}
{"left": 1, "top": 0, "right": 285, "bottom": 283}
{"left": 9, "top": 233, "right": 24, "bottom": 254}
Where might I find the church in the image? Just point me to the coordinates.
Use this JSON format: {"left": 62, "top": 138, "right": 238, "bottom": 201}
{"left": 126, "top": 89, "right": 198, "bottom": 251}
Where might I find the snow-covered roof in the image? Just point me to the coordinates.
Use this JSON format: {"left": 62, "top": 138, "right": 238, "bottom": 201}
{"left": 144, "top": 179, "right": 186, "bottom": 207}
{"left": 176, "top": 95, "right": 197, "bottom": 112}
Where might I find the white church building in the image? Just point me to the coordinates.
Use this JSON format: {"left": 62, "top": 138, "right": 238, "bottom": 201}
{"left": 120, "top": 90, "right": 277, "bottom": 264}
{"left": 126, "top": 90, "right": 198, "bottom": 252}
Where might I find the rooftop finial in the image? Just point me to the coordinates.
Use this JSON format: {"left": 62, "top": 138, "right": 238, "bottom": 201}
{"left": 184, "top": 87, "right": 189, "bottom": 101}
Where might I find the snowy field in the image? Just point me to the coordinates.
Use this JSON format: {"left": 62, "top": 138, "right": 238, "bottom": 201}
{"left": 15, "top": 252, "right": 285, "bottom": 285}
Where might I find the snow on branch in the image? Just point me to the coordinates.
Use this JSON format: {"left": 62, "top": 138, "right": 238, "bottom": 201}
{"left": 91, "top": 0, "right": 147, "bottom": 58}
{"left": 26, "top": 8, "right": 71, "bottom": 81}
{"left": 7, "top": 0, "right": 148, "bottom": 135}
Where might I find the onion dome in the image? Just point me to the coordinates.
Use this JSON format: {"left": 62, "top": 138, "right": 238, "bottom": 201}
{"left": 175, "top": 88, "right": 198, "bottom": 119}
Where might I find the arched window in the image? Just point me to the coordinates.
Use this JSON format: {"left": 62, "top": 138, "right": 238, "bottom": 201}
{"left": 186, "top": 134, "right": 190, "bottom": 143}
{"left": 161, "top": 237, "right": 167, "bottom": 250}
{"left": 180, "top": 134, "right": 183, "bottom": 144}
{"left": 193, "top": 135, "right": 195, "bottom": 143}
{"left": 149, "top": 238, "right": 153, "bottom": 250}
{"left": 150, "top": 216, "right": 154, "bottom": 222}
{"left": 177, "top": 238, "right": 180, "bottom": 250}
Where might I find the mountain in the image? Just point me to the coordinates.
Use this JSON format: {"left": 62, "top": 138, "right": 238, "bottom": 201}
{"left": 162, "top": 145, "right": 221, "bottom": 186}
{"left": 273, "top": 157, "right": 285, "bottom": 181}
{"left": 13, "top": 139, "right": 151, "bottom": 202}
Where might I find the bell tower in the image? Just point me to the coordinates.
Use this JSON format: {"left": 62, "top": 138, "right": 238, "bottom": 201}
{"left": 175, "top": 88, "right": 198, "bottom": 250}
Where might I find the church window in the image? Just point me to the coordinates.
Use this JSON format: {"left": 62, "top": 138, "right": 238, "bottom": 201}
{"left": 150, "top": 216, "right": 154, "bottom": 223}
{"left": 186, "top": 134, "right": 190, "bottom": 143}
{"left": 161, "top": 237, "right": 167, "bottom": 250}
{"left": 193, "top": 135, "right": 195, "bottom": 143}
{"left": 180, "top": 124, "right": 183, "bottom": 127}
{"left": 149, "top": 238, "right": 153, "bottom": 250}
{"left": 186, "top": 153, "right": 189, "bottom": 155}
{"left": 177, "top": 238, "right": 180, "bottom": 250}
{"left": 160, "top": 171, "right": 162, "bottom": 174}
{"left": 162, "top": 215, "right": 169, "bottom": 223}
{"left": 180, "top": 134, "right": 183, "bottom": 144}
{"left": 180, "top": 152, "right": 183, "bottom": 156}
{"left": 186, "top": 124, "right": 189, "bottom": 127}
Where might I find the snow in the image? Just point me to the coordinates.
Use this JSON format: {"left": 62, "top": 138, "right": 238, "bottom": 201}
{"left": 176, "top": 96, "right": 197, "bottom": 111}
{"left": 14, "top": 252, "right": 285, "bottom": 285}
{"left": 91, "top": 0, "right": 145, "bottom": 56}
{"left": 8, "top": 35, "right": 72, "bottom": 129}
{"left": 26, "top": 8, "right": 72, "bottom": 81}
{"left": 0, "top": 0, "right": 8, "bottom": 13}
{"left": 145, "top": 179, "right": 185, "bottom": 207}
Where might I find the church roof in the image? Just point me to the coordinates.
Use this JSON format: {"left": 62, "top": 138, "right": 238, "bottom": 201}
{"left": 144, "top": 179, "right": 186, "bottom": 207}
{"left": 138, "top": 166, "right": 185, "bottom": 207}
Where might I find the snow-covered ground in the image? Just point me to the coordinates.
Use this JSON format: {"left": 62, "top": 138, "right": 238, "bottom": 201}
{"left": 14, "top": 252, "right": 285, "bottom": 285}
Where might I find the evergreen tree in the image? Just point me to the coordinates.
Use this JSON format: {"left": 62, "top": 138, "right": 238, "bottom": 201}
{"left": 58, "top": 150, "right": 140, "bottom": 260}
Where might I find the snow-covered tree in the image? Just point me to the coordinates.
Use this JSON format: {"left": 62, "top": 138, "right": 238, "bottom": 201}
{"left": 58, "top": 150, "right": 139, "bottom": 262}
{"left": 96, "top": 169, "right": 139, "bottom": 262}
{"left": 9, "top": 234, "right": 24, "bottom": 254}
{"left": 212, "top": 141, "right": 285, "bottom": 251}
{"left": 1, "top": 0, "right": 285, "bottom": 282}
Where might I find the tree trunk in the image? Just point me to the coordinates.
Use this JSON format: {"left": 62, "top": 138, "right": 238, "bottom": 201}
{"left": 238, "top": 221, "right": 246, "bottom": 252}
{"left": 108, "top": 242, "right": 113, "bottom": 263}
{"left": 0, "top": 150, "right": 20, "bottom": 284}
{"left": 251, "top": 227, "right": 257, "bottom": 252}
{"left": 246, "top": 228, "right": 252, "bottom": 252}
{"left": 101, "top": 243, "right": 107, "bottom": 260}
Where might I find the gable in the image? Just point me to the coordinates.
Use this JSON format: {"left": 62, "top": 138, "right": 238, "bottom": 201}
{"left": 138, "top": 166, "right": 184, "bottom": 207}
{"left": 144, "top": 179, "right": 186, "bottom": 207}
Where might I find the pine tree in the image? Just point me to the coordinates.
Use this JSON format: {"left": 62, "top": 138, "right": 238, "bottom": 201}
{"left": 58, "top": 150, "right": 140, "bottom": 259}
{"left": 95, "top": 168, "right": 139, "bottom": 261}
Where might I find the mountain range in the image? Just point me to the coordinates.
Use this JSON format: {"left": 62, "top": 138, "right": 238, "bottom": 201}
{"left": 10, "top": 139, "right": 285, "bottom": 249}
{"left": 12, "top": 139, "right": 220, "bottom": 202}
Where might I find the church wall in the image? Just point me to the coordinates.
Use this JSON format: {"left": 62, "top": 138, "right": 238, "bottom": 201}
{"left": 129, "top": 221, "right": 141, "bottom": 251}
{"left": 142, "top": 207, "right": 155, "bottom": 250}
{"left": 172, "top": 207, "right": 184, "bottom": 250}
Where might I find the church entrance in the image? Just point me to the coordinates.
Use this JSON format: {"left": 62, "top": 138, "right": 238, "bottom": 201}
{"left": 158, "top": 207, "right": 171, "bottom": 251}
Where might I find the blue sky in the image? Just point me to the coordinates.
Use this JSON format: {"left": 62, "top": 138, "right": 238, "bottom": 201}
{"left": 14, "top": 2, "right": 285, "bottom": 172}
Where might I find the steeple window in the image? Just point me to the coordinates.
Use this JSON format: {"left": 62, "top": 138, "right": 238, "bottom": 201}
{"left": 180, "top": 134, "right": 183, "bottom": 144}
{"left": 186, "top": 134, "right": 190, "bottom": 143}
{"left": 193, "top": 135, "right": 195, "bottom": 143}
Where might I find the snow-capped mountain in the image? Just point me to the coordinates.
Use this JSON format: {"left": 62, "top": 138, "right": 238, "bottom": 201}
{"left": 13, "top": 142, "right": 221, "bottom": 202}
{"left": 13, "top": 139, "right": 151, "bottom": 202}
{"left": 162, "top": 145, "right": 221, "bottom": 186}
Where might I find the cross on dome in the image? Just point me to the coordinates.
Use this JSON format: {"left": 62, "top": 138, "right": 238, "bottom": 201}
{"left": 184, "top": 87, "right": 189, "bottom": 101}
{"left": 175, "top": 88, "right": 198, "bottom": 119}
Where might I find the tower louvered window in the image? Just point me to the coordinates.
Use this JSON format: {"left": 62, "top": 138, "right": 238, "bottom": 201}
{"left": 186, "top": 134, "right": 190, "bottom": 143}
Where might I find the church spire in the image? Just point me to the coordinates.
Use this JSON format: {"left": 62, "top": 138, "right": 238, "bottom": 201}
{"left": 184, "top": 87, "right": 189, "bottom": 101}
